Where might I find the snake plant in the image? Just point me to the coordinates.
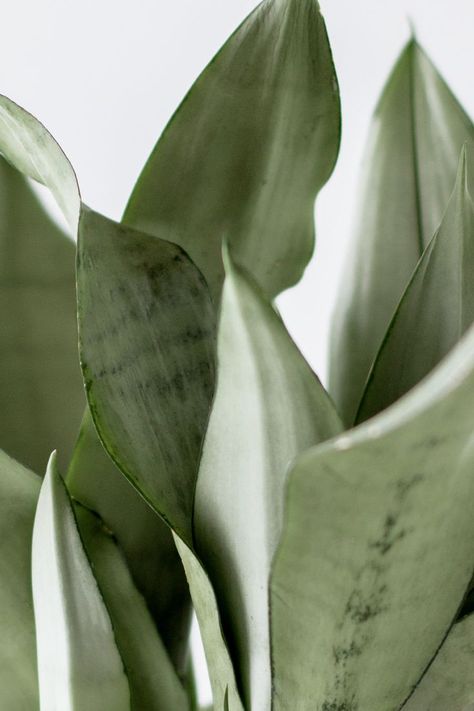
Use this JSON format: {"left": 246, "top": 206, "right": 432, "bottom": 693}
{"left": 1, "top": 1, "right": 473, "bottom": 709}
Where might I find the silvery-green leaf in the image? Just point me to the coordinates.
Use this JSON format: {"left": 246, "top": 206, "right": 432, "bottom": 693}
{"left": 75, "top": 504, "right": 189, "bottom": 711}
{"left": 194, "top": 252, "right": 342, "bottom": 710}
{"left": 329, "top": 40, "right": 474, "bottom": 426}
{"left": 67, "top": 410, "right": 192, "bottom": 678}
{"left": 357, "top": 143, "right": 474, "bottom": 422}
{"left": 124, "top": 0, "right": 340, "bottom": 301}
{"left": 271, "top": 324, "right": 474, "bottom": 711}
{"left": 0, "top": 155, "right": 84, "bottom": 473}
{"left": 174, "top": 537, "right": 244, "bottom": 711}
{"left": 0, "top": 448, "right": 40, "bottom": 709}
{"left": 32, "top": 453, "right": 130, "bottom": 710}
{"left": 77, "top": 205, "right": 216, "bottom": 544}
{"left": 404, "top": 613, "right": 474, "bottom": 710}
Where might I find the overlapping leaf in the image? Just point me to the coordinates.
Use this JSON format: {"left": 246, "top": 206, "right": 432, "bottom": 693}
{"left": 329, "top": 39, "right": 474, "bottom": 425}
{"left": 271, "top": 323, "right": 474, "bottom": 710}
{"left": 194, "top": 253, "right": 342, "bottom": 710}
{"left": 404, "top": 613, "right": 474, "bottom": 710}
{"left": 357, "top": 143, "right": 474, "bottom": 422}
{"left": 32, "top": 453, "right": 130, "bottom": 710}
{"left": 124, "top": 0, "right": 340, "bottom": 301}
{"left": 0, "top": 449, "right": 39, "bottom": 709}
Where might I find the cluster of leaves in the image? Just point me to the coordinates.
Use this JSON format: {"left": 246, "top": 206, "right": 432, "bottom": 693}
{"left": 1, "top": 1, "right": 474, "bottom": 710}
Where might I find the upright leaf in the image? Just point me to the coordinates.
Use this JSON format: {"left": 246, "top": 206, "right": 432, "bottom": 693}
{"left": 124, "top": 0, "right": 340, "bottom": 301}
{"left": 357, "top": 143, "right": 474, "bottom": 422}
{"left": 0, "top": 449, "right": 40, "bottom": 709}
{"left": 329, "top": 40, "right": 474, "bottom": 425}
{"left": 271, "top": 323, "right": 474, "bottom": 711}
{"left": 32, "top": 453, "right": 130, "bottom": 711}
{"left": 75, "top": 504, "right": 189, "bottom": 711}
{"left": 194, "top": 253, "right": 342, "bottom": 710}
{"left": 0, "top": 155, "right": 84, "bottom": 473}
{"left": 404, "top": 613, "right": 474, "bottom": 710}
{"left": 67, "top": 410, "right": 192, "bottom": 678}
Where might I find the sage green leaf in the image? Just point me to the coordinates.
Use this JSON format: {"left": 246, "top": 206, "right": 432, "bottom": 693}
{"left": 271, "top": 325, "right": 474, "bottom": 711}
{"left": 32, "top": 453, "right": 130, "bottom": 710}
{"left": 0, "top": 155, "right": 84, "bottom": 473}
{"left": 75, "top": 503, "right": 189, "bottom": 711}
{"left": 174, "top": 537, "right": 244, "bottom": 711}
{"left": 67, "top": 410, "right": 192, "bottom": 678}
{"left": 124, "top": 0, "right": 340, "bottom": 301}
{"left": 404, "top": 613, "right": 474, "bottom": 710}
{"left": 194, "top": 253, "right": 343, "bottom": 710}
{"left": 357, "top": 143, "right": 474, "bottom": 423}
{"left": 329, "top": 39, "right": 474, "bottom": 426}
{"left": 0, "top": 448, "right": 39, "bottom": 709}
{"left": 77, "top": 205, "right": 215, "bottom": 544}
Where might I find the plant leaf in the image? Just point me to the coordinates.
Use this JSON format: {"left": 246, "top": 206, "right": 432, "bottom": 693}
{"left": 194, "top": 252, "right": 343, "bottom": 709}
{"left": 67, "top": 410, "right": 192, "bottom": 679}
{"left": 124, "top": 0, "right": 340, "bottom": 301}
{"left": 271, "top": 324, "right": 474, "bottom": 711}
{"left": 174, "top": 537, "right": 244, "bottom": 711}
{"left": 32, "top": 453, "right": 130, "bottom": 710}
{"left": 404, "top": 613, "right": 474, "bottom": 710}
{"left": 77, "top": 205, "right": 216, "bottom": 544}
{"left": 0, "top": 154, "right": 84, "bottom": 473}
{"left": 357, "top": 143, "right": 474, "bottom": 423}
{"left": 0, "top": 448, "right": 40, "bottom": 709}
{"left": 329, "top": 39, "right": 474, "bottom": 426}
{"left": 75, "top": 503, "right": 189, "bottom": 711}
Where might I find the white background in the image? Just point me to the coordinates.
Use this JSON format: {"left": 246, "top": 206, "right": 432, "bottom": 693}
{"left": 2, "top": 0, "right": 472, "bottom": 703}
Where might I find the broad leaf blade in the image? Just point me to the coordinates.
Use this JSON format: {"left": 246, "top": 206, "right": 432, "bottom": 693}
{"left": 271, "top": 325, "right": 474, "bottom": 711}
{"left": 67, "top": 410, "right": 192, "bottom": 678}
{"left": 124, "top": 0, "right": 340, "bottom": 301}
{"left": 174, "top": 537, "right": 244, "bottom": 711}
{"left": 357, "top": 143, "right": 474, "bottom": 422}
{"left": 77, "top": 205, "right": 216, "bottom": 543}
{"left": 0, "top": 449, "right": 40, "bottom": 709}
{"left": 329, "top": 40, "right": 474, "bottom": 425}
{"left": 0, "top": 154, "right": 84, "bottom": 473}
{"left": 194, "top": 253, "right": 342, "bottom": 709}
{"left": 32, "top": 453, "right": 130, "bottom": 710}
{"left": 75, "top": 504, "right": 189, "bottom": 711}
{"left": 404, "top": 613, "right": 474, "bottom": 710}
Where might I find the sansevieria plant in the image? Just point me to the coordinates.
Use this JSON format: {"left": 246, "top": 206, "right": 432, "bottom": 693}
{"left": 1, "top": 1, "right": 474, "bottom": 709}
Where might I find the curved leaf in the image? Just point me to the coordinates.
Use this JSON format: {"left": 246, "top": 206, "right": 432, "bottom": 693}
{"left": 32, "top": 453, "right": 130, "bottom": 710}
{"left": 75, "top": 503, "right": 189, "bottom": 711}
{"left": 194, "top": 253, "right": 342, "bottom": 709}
{"left": 404, "top": 613, "right": 474, "bottom": 710}
{"left": 357, "top": 143, "right": 474, "bottom": 422}
{"left": 329, "top": 39, "right": 474, "bottom": 425}
{"left": 67, "top": 410, "right": 192, "bottom": 678}
{"left": 124, "top": 0, "right": 340, "bottom": 301}
{"left": 0, "top": 449, "right": 39, "bottom": 709}
{"left": 0, "top": 155, "right": 84, "bottom": 473}
{"left": 271, "top": 323, "right": 474, "bottom": 711}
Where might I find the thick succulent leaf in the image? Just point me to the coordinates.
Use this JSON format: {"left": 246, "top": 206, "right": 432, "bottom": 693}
{"left": 77, "top": 205, "right": 215, "bottom": 543}
{"left": 329, "top": 40, "right": 474, "bottom": 426}
{"left": 271, "top": 323, "right": 474, "bottom": 711}
{"left": 0, "top": 449, "right": 40, "bottom": 709}
{"left": 124, "top": 0, "right": 340, "bottom": 301}
{"left": 0, "top": 154, "right": 84, "bottom": 473}
{"left": 357, "top": 145, "right": 474, "bottom": 422}
{"left": 194, "top": 253, "right": 343, "bottom": 710}
{"left": 32, "top": 453, "right": 130, "bottom": 710}
{"left": 174, "top": 537, "right": 244, "bottom": 711}
{"left": 67, "top": 410, "right": 192, "bottom": 678}
{"left": 75, "top": 503, "right": 189, "bottom": 711}
{"left": 404, "top": 613, "right": 474, "bottom": 710}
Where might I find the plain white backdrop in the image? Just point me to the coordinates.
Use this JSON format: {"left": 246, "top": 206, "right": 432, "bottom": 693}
{"left": 2, "top": 0, "right": 472, "bottom": 704}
